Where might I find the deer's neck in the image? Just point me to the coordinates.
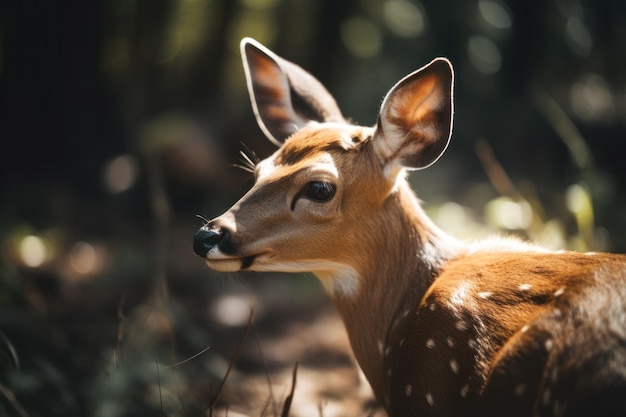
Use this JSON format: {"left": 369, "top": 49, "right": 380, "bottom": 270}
{"left": 316, "top": 182, "right": 462, "bottom": 405}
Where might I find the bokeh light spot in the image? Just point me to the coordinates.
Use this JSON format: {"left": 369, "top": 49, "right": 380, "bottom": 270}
{"left": 69, "top": 241, "right": 98, "bottom": 275}
{"left": 104, "top": 154, "right": 139, "bottom": 194}
{"left": 19, "top": 235, "right": 47, "bottom": 268}
{"left": 570, "top": 74, "right": 614, "bottom": 122}
{"left": 384, "top": 0, "right": 426, "bottom": 38}
{"left": 478, "top": 0, "right": 512, "bottom": 29}
{"left": 565, "top": 16, "right": 592, "bottom": 56}
{"left": 467, "top": 35, "right": 501, "bottom": 74}
{"left": 341, "top": 17, "right": 382, "bottom": 58}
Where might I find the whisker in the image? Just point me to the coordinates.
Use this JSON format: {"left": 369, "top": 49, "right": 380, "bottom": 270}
{"left": 233, "top": 142, "right": 260, "bottom": 174}
{"left": 231, "top": 162, "right": 256, "bottom": 173}
{"left": 240, "top": 142, "right": 260, "bottom": 164}
{"left": 239, "top": 150, "right": 256, "bottom": 170}
{"left": 196, "top": 214, "right": 211, "bottom": 226}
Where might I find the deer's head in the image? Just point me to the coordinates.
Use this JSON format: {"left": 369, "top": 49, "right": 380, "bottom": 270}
{"left": 194, "top": 38, "right": 453, "bottom": 294}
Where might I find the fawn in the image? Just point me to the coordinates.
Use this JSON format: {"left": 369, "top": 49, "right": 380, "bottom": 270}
{"left": 194, "top": 38, "right": 626, "bottom": 416}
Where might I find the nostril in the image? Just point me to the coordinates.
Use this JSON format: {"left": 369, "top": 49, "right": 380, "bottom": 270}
{"left": 193, "top": 227, "right": 224, "bottom": 257}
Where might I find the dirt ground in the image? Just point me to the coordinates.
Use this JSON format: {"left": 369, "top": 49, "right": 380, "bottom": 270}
{"left": 1, "top": 233, "right": 386, "bottom": 417}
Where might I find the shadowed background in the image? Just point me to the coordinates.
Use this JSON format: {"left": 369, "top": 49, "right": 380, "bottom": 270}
{"left": 1, "top": 0, "right": 625, "bottom": 416}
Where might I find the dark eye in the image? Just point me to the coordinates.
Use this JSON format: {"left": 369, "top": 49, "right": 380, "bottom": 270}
{"left": 304, "top": 181, "right": 335, "bottom": 202}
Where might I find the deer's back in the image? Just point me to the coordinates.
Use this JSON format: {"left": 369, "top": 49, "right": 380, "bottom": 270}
{"left": 386, "top": 250, "right": 626, "bottom": 417}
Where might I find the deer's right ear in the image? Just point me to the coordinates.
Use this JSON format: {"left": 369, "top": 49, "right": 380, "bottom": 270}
{"left": 241, "top": 38, "right": 344, "bottom": 146}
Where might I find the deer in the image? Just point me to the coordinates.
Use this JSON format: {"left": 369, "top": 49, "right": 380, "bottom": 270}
{"left": 193, "top": 38, "right": 626, "bottom": 417}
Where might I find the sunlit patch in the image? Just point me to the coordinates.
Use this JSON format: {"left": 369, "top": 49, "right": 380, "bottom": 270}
{"left": 430, "top": 202, "right": 486, "bottom": 240}
{"left": 566, "top": 184, "right": 590, "bottom": 214}
{"left": 210, "top": 294, "right": 256, "bottom": 327}
{"left": 566, "top": 184, "right": 594, "bottom": 249}
{"left": 484, "top": 196, "right": 532, "bottom": 230}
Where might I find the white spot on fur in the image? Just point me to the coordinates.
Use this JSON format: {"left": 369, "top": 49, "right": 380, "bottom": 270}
{"left": 450, "top": 359, "right": 459, "bottom": 374}
{"left": 447, "top": 336, "right": 455, "bottom": 348}
{"left": 468, "top": 339, "right": 477, "bottom": 349}
{"left": 405, "top": 384, "right": 413, "bottom": 397}
{"left": 450, "top": 282, "right": 473, "bottom": 306}
{"left": 455, "top": 320, "right": 469, "bottom": 331}
{"left": 554, "top": 287, "right": 565, "bottom": 297}
{"left": 429, "top": 302, "right": 436, "bottom": 311}
{"left": 478, "top": 291, "right": 493, "bottom": 299}
{"left": 518, "top": 283, "right": 532, "bottom": 291}
{"left": 426, "top": 338, "right": 436, "bottom": 349}
{"left": 460, "top": 383, "right": 470, "bottom": 398}
{"left": 545, "top": 339, "right": 554, "bottom": 351}
{"left": 425, "top": 392, "right": 435, "bottom": 407}
{"left": 521, "top": 324, "right": 530, "bottom": 333}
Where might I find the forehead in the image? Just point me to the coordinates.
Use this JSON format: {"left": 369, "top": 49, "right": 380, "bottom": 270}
{"left": 275, "top": 122, "right": 369, "bottom": 165}
{"left": 255, "top": 123, "right": 372, "bottom": 180}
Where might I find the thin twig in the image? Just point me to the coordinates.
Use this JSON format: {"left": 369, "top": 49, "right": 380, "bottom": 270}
{"left": 156, "top": 362, "right": 164, "bottom": 416}
{"left": 254, "top": 324, "right": 278, "bottom": 416}
{"left": 259, "top": 393, "right": 273, "bottom": 417}
{"left": 532, "top": 88, "right": 593, "bottom": 171}
{"left": 114, "top": 293, "right": 126, "bottom": 367}
{"left": 0, "top": 383, "right": 28, "bottom": 417}
{"left": 163, "top": 345, "right": 212, "bottom": 369}
{"left": 475, "top": 139, "right": 523, "bottom": 201}
{"left": 280, "top": 362, "right": 299, "bottom": 417}
{"left": 210, "top": 308, "right": 255, "bottom": 409}
{"left": 317, "top": 402, "right": 325, "bottom": 417}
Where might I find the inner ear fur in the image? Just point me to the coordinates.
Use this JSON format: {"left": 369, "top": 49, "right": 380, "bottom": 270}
{"left": 374, "top": 58, "right": 454, "bottom": 172}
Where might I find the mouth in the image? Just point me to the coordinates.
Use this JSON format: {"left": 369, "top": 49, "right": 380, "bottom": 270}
{"left": 204, "top": 254, "right": 260, "bottom": 272}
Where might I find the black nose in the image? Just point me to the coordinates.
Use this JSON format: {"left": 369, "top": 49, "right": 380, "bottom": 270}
{"left": 193, "top": 226, "right": 225, "bottom": 257}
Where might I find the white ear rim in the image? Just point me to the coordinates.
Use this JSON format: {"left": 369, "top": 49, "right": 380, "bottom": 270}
{"left": 240, "top": 37, "right": 285, "bottom": 147}
{"left": 376, "top": 57, "right": 454, "bottom": 172}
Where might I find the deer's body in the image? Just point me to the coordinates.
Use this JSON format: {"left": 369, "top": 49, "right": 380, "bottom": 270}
{"left": 194, "top": 38, "right": 626, "bottom": 416}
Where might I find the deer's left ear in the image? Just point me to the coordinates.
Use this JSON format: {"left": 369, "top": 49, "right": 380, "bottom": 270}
{"left": 373, "top": 58, "right": 453, "bottom": 173}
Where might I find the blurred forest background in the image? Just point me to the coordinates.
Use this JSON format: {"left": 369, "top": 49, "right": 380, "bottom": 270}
{"left": 1, "top": 0, "right": 625, "bottom": 416}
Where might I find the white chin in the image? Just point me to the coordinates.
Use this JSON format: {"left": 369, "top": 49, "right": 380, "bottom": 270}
{"left": 205, "top": 258, "right": 246, "bottom": 272}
